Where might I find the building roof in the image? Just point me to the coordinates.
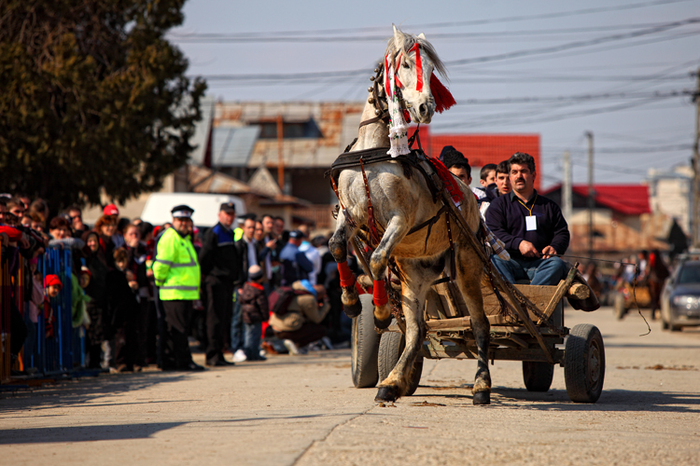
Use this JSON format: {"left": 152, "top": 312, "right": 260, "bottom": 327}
{"left": 214, "top": 101, "right": 364, "bottom": 168}
{"left": 188, "top": 96, "right": 215, "bottom": 166}
{"left": 211, "top": 126, "right": 260, "bottom": 166}
{"left": 542, "top": 184, "right": 650, "bottom": 215}
{"left": 188, "top": 165, "right": 252, "bottom": 194}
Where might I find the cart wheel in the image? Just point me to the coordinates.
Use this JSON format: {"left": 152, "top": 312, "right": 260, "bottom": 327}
{"left": 613, "top": 294, "right": 626, "bottom": 320}
{"left": 351, "top": 294, "right": 380, "bottom": 388}
{"left": 565, "top": 324, "right": 605, "bottom": 403}
{"left": 378, "top": 330, "right": 423, "bottom": 396}
{"left": 522, "top": 361, "right": 554, "bottom": 392}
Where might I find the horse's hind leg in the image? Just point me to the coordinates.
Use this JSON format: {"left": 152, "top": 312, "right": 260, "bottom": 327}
{"left": 375, "top": 258, "right": 437, "bottom": 402}
{"left": 329, "top": 213, "right": 361, "bottom": 318}
{"left": 454, "top": 248, "right": 492, "bottom": 405}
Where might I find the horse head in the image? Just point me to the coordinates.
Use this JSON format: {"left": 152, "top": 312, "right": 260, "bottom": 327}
{"left": 386, "top": 25, "right": 447, "bottom": 125}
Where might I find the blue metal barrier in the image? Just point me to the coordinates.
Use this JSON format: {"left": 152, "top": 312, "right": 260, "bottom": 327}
{"left": 19, "top": 247, "right": 86, "bottom": 377}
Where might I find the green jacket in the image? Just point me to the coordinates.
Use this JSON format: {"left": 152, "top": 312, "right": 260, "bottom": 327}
{"left": 153, "top": 227, "right": 200, "bottom": 301}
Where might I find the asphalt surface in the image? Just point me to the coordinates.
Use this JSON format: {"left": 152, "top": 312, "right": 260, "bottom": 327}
{"left": 1, "top": 306, "right": 698, "bottom": 465}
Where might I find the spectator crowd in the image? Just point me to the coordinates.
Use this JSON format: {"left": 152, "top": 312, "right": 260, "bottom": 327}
{"left": 1, "top": 193, "right": 351, "bottom": 375}
{"left": 3, "top": 147, "right": 677, "bottom": 376}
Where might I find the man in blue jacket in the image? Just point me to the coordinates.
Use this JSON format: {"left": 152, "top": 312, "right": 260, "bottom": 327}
{"left": 485, "top": 152, "right": 570, "bottom": 286}
{"left": 198, "top": 202, "right": 241, "bottom": 366}
{"left": 279, "top": 230, "right": 314, "bottom": 287}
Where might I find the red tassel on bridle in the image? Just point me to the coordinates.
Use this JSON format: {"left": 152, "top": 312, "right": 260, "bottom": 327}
{"left": 430, "top": 74, "right": 456, "bottom": 113}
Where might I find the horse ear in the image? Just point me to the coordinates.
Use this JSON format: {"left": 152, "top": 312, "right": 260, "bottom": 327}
{"left": 392, "top": 24, "right": 403, "bottom": 52}
{"left": 418, "top": 32, "right": 426, "bottom": 40}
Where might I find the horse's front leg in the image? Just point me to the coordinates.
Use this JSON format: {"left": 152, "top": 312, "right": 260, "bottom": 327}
{"left": 375, "top": 258, "right": 439, "bottom": 403}
{"left": 455, "top": 247, "right": 491, "bottom": 405}
{"left": 329, "top": 211, "right": 362, "bottom": 318}
{"left": 368, "top": 216, "right": 410, "bottom": 329}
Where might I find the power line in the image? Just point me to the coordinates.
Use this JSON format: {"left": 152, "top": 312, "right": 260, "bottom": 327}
{"left": 168, "top": 22, "right": 677, "bottom": 43}
{"left": 543, "top": 144, "right": 693, "bottom": 154}
{"left": 458, "top": 90, "right": 691, "bottom": 105}
{"left": 436, "top": 93, "right": 685, "bottom": 129}
{"left": 193, "top": 21, "right": 700, "bottom": 85}
{"left": 170, "top": 0, "right": 691, "bottom": 40}
{"left": 445, "top": 18, "right": 700, "bottom": 67}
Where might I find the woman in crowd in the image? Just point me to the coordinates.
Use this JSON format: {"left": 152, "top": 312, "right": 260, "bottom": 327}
{"left": 82, "top": 231, "right": 111, "bottom": 369}
{"left": 93, "top": 215, "right": 117, "bottom": 267}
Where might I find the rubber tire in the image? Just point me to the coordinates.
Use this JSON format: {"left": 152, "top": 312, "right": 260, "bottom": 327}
{"left": 378, "top": 330, "right": 423, "bottom": 397}
{"left": 661, "top": 319, "right": 669, "bottom": 330}
{"left": 522, "top": 361, "right": 555, "bottom": 392}
{"left": 564, "top": 324, "right": 605, "bottom": 403}
{"left": 351, "top": 294, "right": 380, "bottom": 388}
{"left": 613, "top": 293, "right": 626, "bottom": 320}
{"left": 670, "top": 325, "right": 681, "bottom": 332}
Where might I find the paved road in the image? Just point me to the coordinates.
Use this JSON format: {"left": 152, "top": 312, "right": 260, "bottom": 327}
{"left": 1, "top": 307, "right": 698, "bottom": 465}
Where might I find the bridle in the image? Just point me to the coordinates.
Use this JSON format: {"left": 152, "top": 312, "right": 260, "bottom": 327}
{"left": 359, "top": 44, "right": 424, "bottom": 129}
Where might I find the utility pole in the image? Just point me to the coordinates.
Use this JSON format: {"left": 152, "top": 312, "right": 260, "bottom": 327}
{"left": 277, "top": 114, "right": 284, "bottom": 192}
{"left": 692, "top": 68, "right": 700, "bottom": 248}
{"left": 586, "top": 132, "right": 595, "bottom": 258}
{"left": 562, "top": 150, "right": 573, "bottom": 222}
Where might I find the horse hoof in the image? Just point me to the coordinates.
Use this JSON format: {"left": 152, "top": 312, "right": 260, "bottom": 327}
{"left": 342, "top": 301, "right": 362, "bottom": 318}
{"left": 375, "top": 385, "right": 400, "bottom": 402}
{"left": 473, "top": 391, "right": 491, "bottom": 405}
{"left": 374, "top": 315, "right": 392, "bottom": 329}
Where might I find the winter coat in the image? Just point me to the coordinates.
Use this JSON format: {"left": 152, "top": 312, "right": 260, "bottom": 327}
{"left": 240, "top": 281, "right": 269, "bottom": 324}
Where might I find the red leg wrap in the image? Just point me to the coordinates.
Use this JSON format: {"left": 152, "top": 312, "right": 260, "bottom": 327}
{"left": 373, "top": 279, "right": 388, "bottom": 306}
{"left": 355, "top": 281, "right": 371, "bottom": 295}
{"left": 337, "top": 261, "right": 356, "bottom": 288}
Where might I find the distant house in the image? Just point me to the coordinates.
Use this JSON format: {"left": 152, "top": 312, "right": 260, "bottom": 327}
{"left": 541, "top": 183, "right": 667, "bottom": 255}
{"left": 646, "top": 166, "right": 694, "bottom": 236}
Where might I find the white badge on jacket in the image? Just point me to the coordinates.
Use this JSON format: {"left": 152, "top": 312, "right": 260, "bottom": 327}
{"left": 525, "top": 215, "right": 537, "bottom": 231}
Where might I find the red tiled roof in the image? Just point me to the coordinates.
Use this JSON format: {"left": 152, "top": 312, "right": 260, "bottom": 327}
{"left": 418, "top": 131, "right": 541, "bottom": 190}
{"left": 542, "top": 184, "right": 650, "bottom": 215}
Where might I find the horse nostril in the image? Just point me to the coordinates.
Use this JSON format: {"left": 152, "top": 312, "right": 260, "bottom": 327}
{"left": 419, "top": 103, "right": 428, "bottom": 116}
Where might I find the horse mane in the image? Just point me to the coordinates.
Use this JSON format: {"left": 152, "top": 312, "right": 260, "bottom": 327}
{"left": 384, "top": 27, "right": 448, "bottom": 80}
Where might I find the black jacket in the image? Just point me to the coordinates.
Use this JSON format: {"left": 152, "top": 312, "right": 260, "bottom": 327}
{"left": 199, "top": 222, "right": 244, "bottom": 285}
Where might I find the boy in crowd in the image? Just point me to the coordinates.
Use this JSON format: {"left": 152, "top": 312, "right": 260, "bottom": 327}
{"left": 495, "top": 160, "right": 512, "bottom": 196}
{"left": 236, "top": 265, "right": 270, "bottom": 362}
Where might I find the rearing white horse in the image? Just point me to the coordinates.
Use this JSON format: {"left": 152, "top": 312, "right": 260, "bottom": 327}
{"left": 329, "top": 26, "right": 492, "bottom": 405}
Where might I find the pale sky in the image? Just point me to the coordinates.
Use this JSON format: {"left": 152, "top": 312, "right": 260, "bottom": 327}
{"left": 169, "top": 0, "right": 700, "bottom": 189}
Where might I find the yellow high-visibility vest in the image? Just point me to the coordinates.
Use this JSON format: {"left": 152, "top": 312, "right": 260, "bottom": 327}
{"left": 153, "top": 228, "right": 200, "bottom": 301}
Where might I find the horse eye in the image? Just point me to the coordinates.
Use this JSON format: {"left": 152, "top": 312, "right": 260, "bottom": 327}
{"left": 402, "top": 61, "right": 410, "bottom": 69}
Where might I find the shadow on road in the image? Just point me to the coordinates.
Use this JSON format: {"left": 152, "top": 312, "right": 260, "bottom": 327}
{"left": 0, "top": 412, "right": 361, "bottom": 444}
{"left": 412, "top": 384, "right": 700, "bottom": 413}
{"left": 0, "top": 422, "right": 186, "bottom": 444}
{"left": 0, "top": 372, "right": 193, "bottom": 415}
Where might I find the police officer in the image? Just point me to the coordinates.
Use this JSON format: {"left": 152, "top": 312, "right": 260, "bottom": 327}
{"left": 198, "top": 202, "right": 242, "bottom": 366}
{"left": 153, "top": 205, "right": 204, "bottom": 371}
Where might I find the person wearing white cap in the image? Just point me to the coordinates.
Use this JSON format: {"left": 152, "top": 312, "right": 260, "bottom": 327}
{"left": 152, "top": 204, "right": 204, "bottom": 371}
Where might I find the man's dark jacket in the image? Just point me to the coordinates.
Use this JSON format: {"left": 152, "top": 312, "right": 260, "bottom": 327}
{"left": 485, "top": 190, "right": 570, "bottom": 259}
{"left": 198, "top": 222, "right": 244, "bottom": 286}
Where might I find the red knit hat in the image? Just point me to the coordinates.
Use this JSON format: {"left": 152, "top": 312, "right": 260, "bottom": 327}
{"left": 44, "top": 274, "right": 62, "bottom": 289}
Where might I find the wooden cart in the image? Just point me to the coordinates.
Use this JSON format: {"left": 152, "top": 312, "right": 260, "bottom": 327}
{"left": 350, "top": 266, "right": 605, "bottom": 403}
